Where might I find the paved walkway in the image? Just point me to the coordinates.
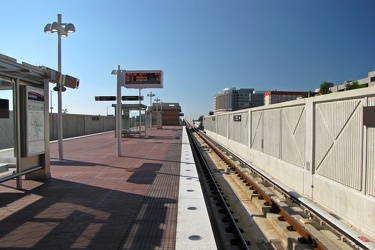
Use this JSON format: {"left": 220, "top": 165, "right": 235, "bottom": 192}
{"left": 0, "top": 126, "right": 183, "bottom": 249}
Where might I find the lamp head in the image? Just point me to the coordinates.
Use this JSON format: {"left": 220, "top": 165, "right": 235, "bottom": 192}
{"left": 53, "top": 84, "right": 66, "bottom": 92}
{"left": 44, "top": 23, "right": 52, "bottom": 33}
{"left": 61, "top": 30, "right": 68, "bottom": 38}
{"left": 65, "top": 23, "right": 76, "bottom": 33}
{"left": 51, "top": 22, "right": 60, "bottom": 32}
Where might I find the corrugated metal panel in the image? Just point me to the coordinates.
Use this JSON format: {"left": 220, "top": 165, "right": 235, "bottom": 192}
{"left": 251, "top": 110, "right": 263, "bottom": 151}
{"left": 217, "top": 114, "right": 228, "bottom": 137}
{"left": 228, "top": 112, "right": 248, "bottom": 145}
{"left": 241, "top": 112, "right": 249, "bottom": 146}
{"left": 204, "top": 116, "right": 217, "bottom": 133}
{"left": 203, "top": 117, "right": 210, "bottom": 131}
{"left": 281, "top": 106, "right": 305, "bottom": 168}
{"left": 263, "top": 109, "right": 281, "bottom": 158}
{"left": 366, "top": 97, "right": 375, "bottom": 197}
{"left": 315, "top": 99, "right": 363, "bottom": 190}
{"left": 212, "top": 116, "right": 217, "bottom": 133}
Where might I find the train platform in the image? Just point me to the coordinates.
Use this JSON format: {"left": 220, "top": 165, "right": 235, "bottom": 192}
{"left": 0, "top": 126, "right": 216, "bottom": 249}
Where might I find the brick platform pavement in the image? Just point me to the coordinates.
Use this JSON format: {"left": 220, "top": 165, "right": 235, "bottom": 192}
{"left": 0, "top": 126, "right": 183, "bottom": 249}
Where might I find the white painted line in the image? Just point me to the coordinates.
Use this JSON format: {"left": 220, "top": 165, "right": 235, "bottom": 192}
{"left": 176, "top": 127, "right": 217, "bottom": 250}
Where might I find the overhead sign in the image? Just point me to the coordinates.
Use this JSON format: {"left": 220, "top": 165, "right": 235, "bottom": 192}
{"left": 63, "top": 74, "right": 80, "bottom": 89}
{"left": 124, "top": 70, "right": 163, "bottom": 89}
{"left": 95, "top": 96, "right": 144, "bottom": 101}
{"left": 122, "top": 96, "right": 143, "bottom": 101}
{"left": 95, "top": 96, "right": 116, "bottom": 101}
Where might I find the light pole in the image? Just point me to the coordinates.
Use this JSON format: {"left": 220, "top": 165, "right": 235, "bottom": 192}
{"left": 50, "top": 90, "right": 53, "bottom": 113}
{"left": 44, "top": 14, "right": 75, "bottom": 160}
{"left": 147, "top": 92, "right": 155, "bottom": 128}
{"left": 154, "top": 98, "right": 162, "bottom": 129}
{"left": 111, "top": 66, "right": 124, "bottom": 157}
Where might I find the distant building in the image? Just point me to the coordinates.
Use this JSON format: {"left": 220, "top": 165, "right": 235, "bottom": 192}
{"left": 149, "top": 102, "right": 181, "bottom": 126}
{"left": 264, "top": 91, "right": 305, "bottom": 106}
{"left": 214, "top": 88, "right": 265, "bottom": 113}
{"left": 327, "top": 70, "right": 375, "bottom": 93}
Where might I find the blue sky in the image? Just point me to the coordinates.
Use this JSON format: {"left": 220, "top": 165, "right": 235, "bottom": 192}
{"left": 1, "top": 0, "right": 375, "bottom": 119}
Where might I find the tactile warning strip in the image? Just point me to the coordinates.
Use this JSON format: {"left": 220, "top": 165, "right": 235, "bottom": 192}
{"left": 120, "top": 132, "right": 182, "bottom": 250}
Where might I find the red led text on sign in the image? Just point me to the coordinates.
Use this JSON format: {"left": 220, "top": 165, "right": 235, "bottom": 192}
{"left": 125, "top": 73, "right": 161, "bottom": 83}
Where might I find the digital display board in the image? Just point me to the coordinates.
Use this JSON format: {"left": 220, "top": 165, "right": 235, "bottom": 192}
{"left": 124, "top": 70, "right": 163, "bottom": 89}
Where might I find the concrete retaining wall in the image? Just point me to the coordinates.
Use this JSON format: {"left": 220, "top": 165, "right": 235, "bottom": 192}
{"left": 49, "top": 114, "right": 115, "bottom": 141}
{"left": 0, "top": 114, "right": 115, "bottom": 150}
{"left": 204, "top": 87, "right": 375, "bottom": 240}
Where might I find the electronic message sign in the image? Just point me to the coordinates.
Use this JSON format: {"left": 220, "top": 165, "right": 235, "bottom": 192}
{"left": 124, "top": 70, "right": 163, "bottom": 89}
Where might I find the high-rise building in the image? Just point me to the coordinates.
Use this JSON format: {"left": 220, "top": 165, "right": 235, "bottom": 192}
{"left": 214, "top": 88, "right": 265, "bottom": 113}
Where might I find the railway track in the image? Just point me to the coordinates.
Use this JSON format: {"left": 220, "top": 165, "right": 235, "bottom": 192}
{"left": 185, "top": 120, "right": 374, "bottom": 250}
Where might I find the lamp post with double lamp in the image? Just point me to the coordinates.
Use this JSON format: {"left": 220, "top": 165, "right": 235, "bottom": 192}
{"left": 147, "top": 92, "right": 155, "bottom": 128}
{"left": 44, "top": 14, "right": 75, "bottom": 160}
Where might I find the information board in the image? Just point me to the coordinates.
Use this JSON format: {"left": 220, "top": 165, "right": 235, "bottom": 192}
{"left": 26, "top": 86, "right": 45, "bottom": 156}
{"left": 124, "top": 70, "right": 163, "bottom": 89}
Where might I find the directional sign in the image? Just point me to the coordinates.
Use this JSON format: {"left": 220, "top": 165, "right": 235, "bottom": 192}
{"left": 95, "top": 96, "right": 116, "bottom": 101}
{"left": 124, "top": 70, "right": 163, "bottom": 89}
{"left": 95, "top": 96, "right": 144, "bottom": 101}
{"left": 122, "top": 96, "right": 144, "bottom": 101}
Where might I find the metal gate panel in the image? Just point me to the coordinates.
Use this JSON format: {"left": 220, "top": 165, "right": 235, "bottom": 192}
{"left": 263, "top": 109, "right": 281, "bottom": 159}
{"left": 251, "top": 110, "right": 263, "bottom": 151}
{"left": 366, "top": 97, "right": 375, "bottom": 196}
{"left": 281, "top": 106, "right": 306, "bottom": 168}
{"left": 315, "top": 99, "right": 363, "bottom": 190}
{"left": 229, "top": 112, "right": 248, "bottom": 145}
{"left": 217, "top": 114, "right": 227, "bottom": 137}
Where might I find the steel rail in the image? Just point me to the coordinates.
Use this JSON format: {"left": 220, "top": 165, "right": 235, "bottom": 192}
{"left": 193, "top": 127, "right": 327, "bottom": 249}
{"left": 185, "top": 123, "right": 249, "bottom": 249}
{"left": 195, "top": 127, "right": 375, "bottom": 250}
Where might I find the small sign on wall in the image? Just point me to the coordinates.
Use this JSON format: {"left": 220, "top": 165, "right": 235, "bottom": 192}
{"left": 0, "top": 99, "right": 9, "bottom": 118}
{"left": 233, "top": 115, "right": 241, "bottom": 122}
{"left": 363, "top": 106, "right": 375, "bottom": 127}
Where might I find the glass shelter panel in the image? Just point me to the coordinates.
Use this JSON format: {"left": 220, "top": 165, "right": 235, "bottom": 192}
{"left": 121, "top": 108, "right": 146, "bottom": 137}
{"left": 0, "top": 81, "right": 16, "bottom": 178}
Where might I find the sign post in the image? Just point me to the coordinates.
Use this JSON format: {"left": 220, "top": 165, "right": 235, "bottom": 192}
{"left": 124, "top": 70, "right": 163, "bottom": 133}
{"left": 116, "top": 66, "right": 123, "bottom": 157}
{"left": 111, "top": 68, "right": 163, "bottom": 157}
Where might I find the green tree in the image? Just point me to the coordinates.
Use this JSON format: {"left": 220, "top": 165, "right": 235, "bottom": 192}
{"left": 345, "top": 80, "right": 360, "bottom": 90}
{"left": 319, "top": 82, "right": 332, "bottom": 95}
{"left": 198, "top": 115, "right": 204, "bottom": 121}
{"left": 303, "top": 90, "right": 316, "bottom": 98}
